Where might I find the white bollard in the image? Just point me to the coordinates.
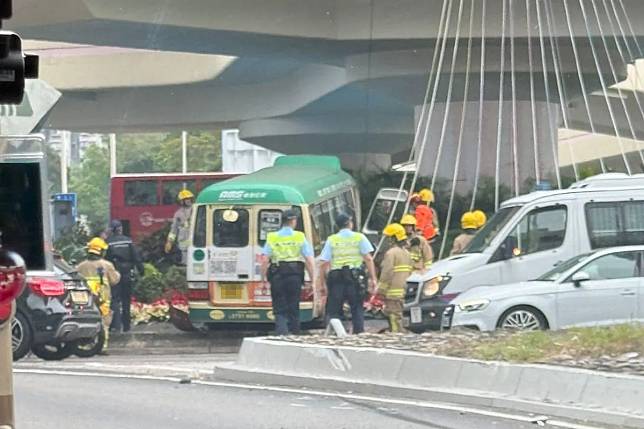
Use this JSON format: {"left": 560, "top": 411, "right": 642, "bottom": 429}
{"left": 325, "top": 318, "right": 348, "bottom": 337}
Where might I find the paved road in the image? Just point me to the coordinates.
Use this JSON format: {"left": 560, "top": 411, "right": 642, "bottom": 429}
{"left": 14, "top": 372, "right": 544, "bottom": 429}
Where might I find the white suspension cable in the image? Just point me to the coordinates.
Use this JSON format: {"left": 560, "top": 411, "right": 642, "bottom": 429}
{"left": 526, "top": 0, "right": 541, "bottom": 185}
{"left": 373, "top": 0, "right": 451, "bottom": 258}
{"left": 561, "top": 0, "right": 602, "bottom": 178}
{"left": 591, "top": 0, "right": 644, "bottom": 166}
{"left": 470, "top": 0, "right": 487, "bottom": 210}
{"left": 429, "top": 0, "right": 467, "bottom": 192}
{"left": 494, "top": 0, "right": 508, "bottom": 210}
{"left": 509, "top": 0, "right": 519, "bottom": 196}
{"left": 439, "top": 0, "right": 475, "bottom": 260}
{"left": 405, "top": 0, "right": 457, "bottom": 214}
{"left": 603, "top": 0, "right": 644, "bottom": 167}
{"left": 577, "top": 0, "right": 632, "bottom": 175}
{"left": 616, "top": 0, "right": 644, "bottom": 57}
{"left": 535, "top": 0, "right": 562, "bottom": 189}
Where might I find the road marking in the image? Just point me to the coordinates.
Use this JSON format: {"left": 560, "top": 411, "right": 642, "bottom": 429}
{"left": 14, "top": 368, "right": 609, "bottom": 429}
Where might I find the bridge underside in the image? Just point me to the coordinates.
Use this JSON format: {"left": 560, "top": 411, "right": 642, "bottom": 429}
{"left": 9, "top": 0, "right": 644, "bottom": 181}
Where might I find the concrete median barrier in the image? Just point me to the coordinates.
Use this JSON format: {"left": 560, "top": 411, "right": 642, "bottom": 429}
{"left": 214, "top": 337, "right": 644, "bottom": 428}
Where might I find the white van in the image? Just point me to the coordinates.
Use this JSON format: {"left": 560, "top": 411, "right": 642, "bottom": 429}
{"left": 400, "top": 174, "right": 644, "bottom": 331}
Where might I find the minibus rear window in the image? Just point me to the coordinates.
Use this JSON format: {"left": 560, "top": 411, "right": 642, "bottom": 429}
{"left": 213, "top": 209, "right": 249, "bottom": 247}
{"left": 193, "top": 205, "right": 206, "bottom": 247}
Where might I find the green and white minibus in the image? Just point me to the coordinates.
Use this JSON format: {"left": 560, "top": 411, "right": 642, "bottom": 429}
{"left": 186, "top": 155, "right": 362, "bottom": 327}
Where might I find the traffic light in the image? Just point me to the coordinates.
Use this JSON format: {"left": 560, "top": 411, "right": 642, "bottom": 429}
{"left": 0, "top": 0, "right": 39, "bottom": 104}
{"left": 0, "top": 249, "right": 26, "bottom": 324}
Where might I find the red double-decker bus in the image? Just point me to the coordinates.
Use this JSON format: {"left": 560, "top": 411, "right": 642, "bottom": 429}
{"left": 110, "top": 172, "right": 238, "bottom": 242}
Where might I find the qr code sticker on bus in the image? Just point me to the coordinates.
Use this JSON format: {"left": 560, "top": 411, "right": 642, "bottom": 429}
{"left": 212, "top": 260, "right": 237, "bottom": 274}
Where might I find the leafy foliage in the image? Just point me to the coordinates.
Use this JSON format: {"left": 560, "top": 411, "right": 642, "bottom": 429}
{"left": 53, "top": 222, "right": 91, "bottom": 265}
{"left": 68, "top": 144, "right": 110, "bottom": 231}
{"left": 133, "top": 263, "right": 167, "bottom": 303}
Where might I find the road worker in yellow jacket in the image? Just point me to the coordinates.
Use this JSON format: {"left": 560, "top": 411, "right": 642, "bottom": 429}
{"left": 377, "top": 223, "right": 413, "bottom": 333}
{"left": 400, "top": 214, "right": 433, "bottom": 271}
{"left": 77, "top": 237, "right": 121, "bottom": 352}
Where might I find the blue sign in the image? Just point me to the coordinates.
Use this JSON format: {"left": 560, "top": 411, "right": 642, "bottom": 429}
{"left": 52, "top": 193, "right": 77, "bottom": 220}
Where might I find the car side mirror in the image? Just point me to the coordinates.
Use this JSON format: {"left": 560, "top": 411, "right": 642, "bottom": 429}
{"left": 571, "top": 271, "right": 590, "bottom": 287}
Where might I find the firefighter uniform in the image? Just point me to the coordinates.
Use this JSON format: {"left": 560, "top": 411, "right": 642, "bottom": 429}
{"left": 166, "top": 189, "right": 194, "bottom": 264}
{"left": 378, "top": 224, "right": 413, "bottom": 333}
{"left": 263, "top": 211, "right": 314, "bottom": 335}
{"left": 320, "top": 213, "right": 375, "bottom": 334}
{"left": 400, "top": 215, "right": 433, "bottom": 271}
{"left": 450, "top": 212, "right": 478, "bottom": 256}
{"left": 77, "top": 238, "right": 121, "bottom": 350}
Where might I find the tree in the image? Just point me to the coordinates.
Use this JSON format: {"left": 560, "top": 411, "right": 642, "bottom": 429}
{"left": 46, "top": 144, "right": 62, "bottom": 195}
{"left": 153, "top": 131, "right": 222, "bottom": 172}
{"left": 68, "top": 143, "right": 110, "bottom": 231}
{"left": 117, "top": 133, "right": 169, "bottom": 173}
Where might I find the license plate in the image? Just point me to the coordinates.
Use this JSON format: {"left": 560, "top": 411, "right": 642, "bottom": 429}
{"left": 70, "top": 290, "right": 89, "bottom": 305}
{"left": 410, "top": 306, "right": 422, "bottom": 324}
{"left": 220, "top": 283, "right": 243, "bottom": 300}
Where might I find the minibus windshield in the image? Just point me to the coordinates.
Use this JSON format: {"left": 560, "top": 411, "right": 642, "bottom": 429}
{"left": 464, "top": 206, "right": 521, "bottom": 253}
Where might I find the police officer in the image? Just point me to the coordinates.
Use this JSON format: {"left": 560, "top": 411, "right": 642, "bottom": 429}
{"left": 319, "top": 213, "right": 378, "bottom": 334}
{"left": 106, "top": 220, "right": 144, "bottom": 333}
{"left": 377, "top": 224, "right": 413, "bottom": 333}
{"left": 261, "top": 209, "right": 315, "bottom": 335}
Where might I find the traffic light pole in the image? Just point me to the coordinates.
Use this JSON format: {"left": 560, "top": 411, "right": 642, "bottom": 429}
{"left": 0, "top": 304, "right": 15, "bottom": 428}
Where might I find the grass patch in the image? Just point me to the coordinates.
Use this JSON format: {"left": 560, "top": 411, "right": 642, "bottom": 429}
{"left": 456, "top": 324, "right": 644, "bottom": 363}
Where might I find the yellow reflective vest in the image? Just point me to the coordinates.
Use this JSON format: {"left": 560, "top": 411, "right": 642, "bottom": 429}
{"left": 266, "top": 230, "right": 306, "bottom": 262}
{"left": 328, "top": 232, "right": 364, "bottom": 270}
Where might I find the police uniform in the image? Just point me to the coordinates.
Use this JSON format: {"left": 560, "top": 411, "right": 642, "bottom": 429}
{"left": 106, "top": 225, "right": 144, "bottom": 332}
{"left": 378, "top": 237, "right": 413, "bottom": 333}
{"left": 263, "top": 226, "right": 313, "bottom": 335}
{"left": 320, "top": 228, "right": 374, "bottom": 334}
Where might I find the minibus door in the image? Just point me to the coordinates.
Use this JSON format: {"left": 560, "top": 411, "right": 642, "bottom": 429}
{"left": 362, "top": 188, "right": 409, "bottom": 251}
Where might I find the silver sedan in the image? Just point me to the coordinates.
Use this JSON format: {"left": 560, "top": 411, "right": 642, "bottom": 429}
{"left": 446, "top": 246, "right": 644, "bottom": 331}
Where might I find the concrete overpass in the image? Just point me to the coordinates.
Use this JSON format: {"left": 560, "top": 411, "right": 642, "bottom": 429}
{"left": 7, "top": 0, "right": 644, "bottom": 187}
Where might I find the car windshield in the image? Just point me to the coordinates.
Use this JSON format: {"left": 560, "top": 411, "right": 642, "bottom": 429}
{"left": 536, "top": 252, "right": 594, "bottom": 281}
{"left": 464, "top": 206, "right": 521, "bottom": 253}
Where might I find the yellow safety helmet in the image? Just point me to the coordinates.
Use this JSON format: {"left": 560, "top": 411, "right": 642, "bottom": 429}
{"left": 87, "top": 237, "right": 108, "bottom": 255}
{"left": 472, "top": 209, "right": 487, "bottom": 228}
{"left": 418, "top": 188, "right": 434, "bottom": 203}
{"left": 461, "top": 212, "right": 478, "bottom": 230}
{"left": 400, "top": 214, "right": 417, "bottom": 226}
{"left": 383, "top": 223, "right": 408, "bottom": 241}
{"left": 178, "top": 189, "right": 195, "bottom": 201}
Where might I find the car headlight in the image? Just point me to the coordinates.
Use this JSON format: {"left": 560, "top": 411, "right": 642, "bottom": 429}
{"left": 456, "top": 299, "right": 490, "bottom": 313}
{"left": 422, "top": 276, "right": 446, "bottom": 298}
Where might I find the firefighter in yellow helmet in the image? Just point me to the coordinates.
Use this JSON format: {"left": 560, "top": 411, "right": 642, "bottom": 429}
{"left": 376, "top": 224, "right": 413, "bottom": 333}
{"left": 400, "top": 214, "right": 433, "bottom": 271}
{"left": 76, "top": 237, "right": 121, "bottom": 353}
{"left": 450, "top": 212, "right": 478, "bottom": 256}
{"left": 472, "top": 209, "right": 487, "bottom": 229}
{"left": 165, "top": 189, "right": 195, "bottom": 264}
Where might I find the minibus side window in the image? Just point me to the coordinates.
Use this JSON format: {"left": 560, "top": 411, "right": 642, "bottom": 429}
{"left": 213, "top": 209, "right": 249, "bottom": 247}
{"left": 504, "top": 206, "right": 567, "bottom": 256}
{"left": 193, "top": 205, "right": 207, "bottom": 247}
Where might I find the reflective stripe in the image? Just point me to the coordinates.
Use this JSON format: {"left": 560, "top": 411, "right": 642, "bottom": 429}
{"left": 424, "top": 261, "right": 433, "bottom": 268}
{"left": 329, "top": 233, "right": 364, "bottom": 270}
{"left": 267, "top": 231, "right": 306, "bottom": 262}
{"left": 393, "top": 265, "right": 413, "bottom": 273}
{"left": 409, "top": 249, "right": 422, "bottom": 262}
{"left": 385, "top": 288, "right": 405, "bottom": 298}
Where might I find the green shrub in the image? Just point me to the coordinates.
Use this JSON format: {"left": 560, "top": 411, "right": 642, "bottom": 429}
{"left": 133, "top": 263, "right": 167, "bottom": 303}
